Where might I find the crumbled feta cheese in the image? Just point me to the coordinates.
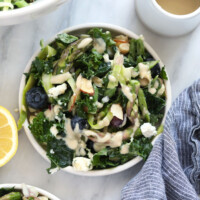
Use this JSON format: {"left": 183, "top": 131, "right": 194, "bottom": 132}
{"left": 49, "top": 167, "right": 59, "bottom": 174}
{"left": 50, "top": 124, "right": 58, "bottom": 137}
{"left": 72, "top": 157, "right": 93, "bottom": 171}
{"left": 138, "top": 63, "right": 151, "bottom": 82}
{"left": 102, "top": 96, "right": 109, "bottom": 103}
{"left": 48, "top": 83, "right": 67, "bottom": 98}
{"left": 141, "top": 123, "right": 157, "bottom": 138}
{"left": 50, "top": 149, "right": 54, "bottom": 154}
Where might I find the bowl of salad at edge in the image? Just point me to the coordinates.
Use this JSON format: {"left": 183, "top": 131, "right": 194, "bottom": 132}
{"left": 18, "top": 23, "right": 171, "bottom": 176}
{"left": 0, "top": 183, "right": 60, "bottom": 200}
{"left": 0, "top": 0, "right": 68, "bottom": 26}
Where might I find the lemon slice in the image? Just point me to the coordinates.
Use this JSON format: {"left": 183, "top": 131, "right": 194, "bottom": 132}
{"left": 0, "top": 106, "right": 18, "bottom": 167}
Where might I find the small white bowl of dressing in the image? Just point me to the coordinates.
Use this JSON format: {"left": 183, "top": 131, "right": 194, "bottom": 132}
{"left": 0, "top": 183, "right": 60, "bottom": 200}
{"left": 135, "top": 0, "right": 200, "bottom": 36}
{"left": 19, "top": 23, "right": 172, "bottom": 176}
{"left": 0, "top": 0, "right": 68, "bottom": 26}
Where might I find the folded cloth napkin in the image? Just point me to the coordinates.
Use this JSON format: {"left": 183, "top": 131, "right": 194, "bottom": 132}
{"left": 121, "top": 80, "right": 200, "bottom": 200}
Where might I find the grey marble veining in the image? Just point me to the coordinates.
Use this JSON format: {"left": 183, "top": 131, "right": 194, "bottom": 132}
{"left": 0, "top": 0, "right": 200, "bottom": 199}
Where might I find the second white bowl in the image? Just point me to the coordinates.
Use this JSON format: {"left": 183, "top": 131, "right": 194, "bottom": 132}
{"left": 0, "top": 0, "right": 68, "bottom": 26}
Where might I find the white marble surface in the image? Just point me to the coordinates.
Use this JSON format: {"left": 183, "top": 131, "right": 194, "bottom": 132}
{"left": 1, "top": 0, "right": 200, "bottom": 199}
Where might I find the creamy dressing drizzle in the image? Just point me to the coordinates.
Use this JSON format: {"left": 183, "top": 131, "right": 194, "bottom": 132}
{"left": 121, "top": 84, "right": 133, "bottom": 102}
{"left": 44, "top": 108, "right": 55, "bottom": 121}
{"left": 64, "top": 118, "right": 86, "bottom": 156}
{"left": 84, "top": 130, "right": 123, "bottom": 152}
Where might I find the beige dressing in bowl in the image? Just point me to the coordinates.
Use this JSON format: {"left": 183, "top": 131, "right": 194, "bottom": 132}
{"left": 156, "top": 0, "right": 200, "bottom": 15}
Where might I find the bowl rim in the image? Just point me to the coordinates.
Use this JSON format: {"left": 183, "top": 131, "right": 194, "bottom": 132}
{"left": 0, "top": 0, "right": 67, "bottom": 19}
{"left": 0, "top": 183, "right": 60, "bottom": 200}
{"left": 18, "top": 23, "right": 172, "bottom": 177}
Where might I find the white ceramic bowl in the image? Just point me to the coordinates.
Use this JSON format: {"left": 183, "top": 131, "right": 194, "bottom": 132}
{"left": 0, "top": 0, "right": 68, "bottom": 26}
{"left": 19, "top": 23, "right": 172, "bottom": 176}
{"left": 0, "top": 183, "right": 60, "bottom": 200}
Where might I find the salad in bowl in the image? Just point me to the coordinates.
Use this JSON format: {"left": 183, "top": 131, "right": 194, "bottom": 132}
{"left": 0, "top": 183, "right": 60, "bottom": 200}
{"left": 18, "top": 24, "right": 171, "bottom": 176}
{"left": 0, "top": 0, "right": 68, "bottom": 26}
{"left": 0, "top": 0, "right": 35, "bottom": 11}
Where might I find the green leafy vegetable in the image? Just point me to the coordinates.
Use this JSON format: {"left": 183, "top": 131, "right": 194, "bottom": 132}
{"left": 30, "top": 57, "right": 54, "bottom": 80}
{"left": 29, "top": 112, "right": 53, "bottom": 143}
{"left": 144, "top": 89, "right": 165, "bottom": 125}
{"left": 92, "top": 137, "right": 152, "bottom": 169}
{"left": 113, "top": 90, "right": 129, "bottom": 109}
{"left": 54, "top": 90, "right": 73, "bottom": 109}
{"left": 54, "top": 38, "right": 92, "bottom": 74}
{"left": 75, "top": 86, "right": 99, "bottom": 118}
{"left": 88, "top": 28, "right": 115, "bottom": 48}
{"left": 0, "top": 192, "right": 22, "bottom": 200}
{"left": 57, "top": 33, "right": 78, "bottom": 45}
{"left": 75, "top": 49, "right": 111, "bottom": 79}
{"left": 160, "top": 66, "right": 168, "bottom": 80}
{"left": 47, "top": 137, "right": 74, "bottom": 173}
{"left": 0, "top": 188, "right": 15, "bottom": 197}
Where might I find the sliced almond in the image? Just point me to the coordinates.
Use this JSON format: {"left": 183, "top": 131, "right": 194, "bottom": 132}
{"left": 110, "top": 104, "right": 123, "bottom": 120}
{"left": 119, "top": 43, "right": 130, "bottom": 54}
{"left": 80, "top": 77, "right": 94, "bottom": 96}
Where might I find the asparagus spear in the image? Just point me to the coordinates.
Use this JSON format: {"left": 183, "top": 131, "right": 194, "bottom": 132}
{"left": 138, "top": 88, "right": 150, "bottom": 122}
{"left": 53, "top": 37, "right": 93, "bottom": 75}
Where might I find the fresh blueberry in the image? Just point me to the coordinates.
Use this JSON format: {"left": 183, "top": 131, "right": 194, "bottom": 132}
{"left": 26, "top": 87, "right": 48, "bottom": 109}
{"left": 146, "top": 57, "right": 161, "bottom": 78}
{"left": 71, "top": 116, "right": 88, "bottom": 130}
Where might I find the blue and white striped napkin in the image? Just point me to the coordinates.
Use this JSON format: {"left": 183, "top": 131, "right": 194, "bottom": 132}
{"left": 121, "top": 80, "right": 200, "bottom": 200}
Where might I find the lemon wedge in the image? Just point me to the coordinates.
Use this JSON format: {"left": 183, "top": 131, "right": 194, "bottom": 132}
{"left": 0, "top": 106, "right": 18, "bottom": 167}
